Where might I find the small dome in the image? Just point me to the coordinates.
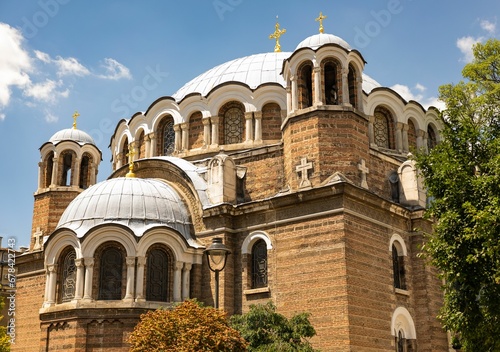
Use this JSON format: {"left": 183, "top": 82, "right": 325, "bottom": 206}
{"left": 172, "top": 52, "right": 291, "bottom": 101}
{"left": 295, "top": 33, "right": 351, "bottom": 51}
{"left": 56, "top": 177, "right": 193, "bottom": 241}
{"left": 49, "top": 128, "right": 95, "bottom": 145}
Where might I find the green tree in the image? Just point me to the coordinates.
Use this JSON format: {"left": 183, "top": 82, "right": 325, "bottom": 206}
{"left": 127, "top": 299, "right": 248, "bottom": 352}
{"left": 229, "top": 301, "right": 318, "bottom": 351}
{"left": 414, "top": 39, "right": 500, "bottom": 351}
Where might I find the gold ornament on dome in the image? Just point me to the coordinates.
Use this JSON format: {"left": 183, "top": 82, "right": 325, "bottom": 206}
{"left": 315, "top": 12, "right": 327, "bottom": 33}
{"left": 269, "top": 16, "right": 286, "bottom": 52}
{"left": 72, "top": 111, "right": 80, "bottom": 129}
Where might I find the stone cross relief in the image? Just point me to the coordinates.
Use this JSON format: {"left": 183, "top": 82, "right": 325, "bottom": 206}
{"left": 296, "top": 157, "right": 313, "bottom": 188}
{"left": 358, "top": 159, "right": 369, "bottom": 189}
{"left": 33, "top": 227, "right": 43, "bottom": 251}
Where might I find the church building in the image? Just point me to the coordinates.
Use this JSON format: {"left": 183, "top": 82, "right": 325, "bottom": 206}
{"left": 14, "top": 15, "right": 451, "bottom": 351}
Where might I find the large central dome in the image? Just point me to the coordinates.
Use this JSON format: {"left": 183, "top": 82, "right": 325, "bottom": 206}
{"left": 57, "top": 177, "right": 193, "bottom": 241}
{"left": 172, "top": 52, "right": 291, "bottom": 101}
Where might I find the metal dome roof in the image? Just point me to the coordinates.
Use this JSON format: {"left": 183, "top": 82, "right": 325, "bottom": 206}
{"left": 56, "top": 177, "right": 193, "bottom": 241}
{"left": 49, "top": 128, "right": 95, "bottom": 145}
{"left": 172, "top": 52, "right": 291, "bottom": 101}
{"left": 295, "top": 33, "right": 352, "bottom": 51}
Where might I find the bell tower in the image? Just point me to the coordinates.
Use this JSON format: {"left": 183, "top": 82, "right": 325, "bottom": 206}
{"left": 30, "top": 112, "right": 102, "bottom": 251}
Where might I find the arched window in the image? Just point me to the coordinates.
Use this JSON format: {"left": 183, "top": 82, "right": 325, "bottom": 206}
{"left": 98, "top": 247, "right": 123, "bottom": 300}
{"left": 59, "top": 151, "right": 74, "bottom": 186}
{"left": 146, "top": 247, "right": 172, "bottom": 302}
{"left": 323, "top": 61, "right": 339, "bottom": 105}
{"left": 407, "top": 120, "right": 417, "bottom": 151}
{"left": 158, "top": 117, "right": 175, "bottom": 156}
{"left": 79, "top": 154, "right": 91, "bottom": 189}
{"left": 396, "top": 330, "right": 406, "bottom": 352}
{"left": 427, "top": 125, "right": 437, "bottom": 150}
{"left": 188, "top": 111, "right": 204, "bottom": 149}
{"left": 298, "top": 62, "right": 313, "bottom": 109}
{"left": 392, "top": 244, "right": 406, "bottom": 290}
{"left": 374, "top": 107, "right": 394, "bottom": 149}
{"left": 251, "top": 239, "right": 268, "bottom": 289}
{"left": 391, "top": 307, "right": 417, "bottom": 351}
{"left": 44, "top": 152, "right": 54, "bottom": 188}
{"left": 224, "top": 107, "right": 244, "bottom": 144}
{"left": 137, "top": 130, "right": 145, "bottom": 158}
{"left": 59, "top": 248, "right": 76, "bottom": 303}
{"left": 121, "top": 138, "right": 128, "bottom": 167}
{"left": 348, "top": 64, "right": 357, "bottom": 108}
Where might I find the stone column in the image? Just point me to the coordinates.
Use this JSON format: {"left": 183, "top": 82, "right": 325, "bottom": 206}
{"left": 357, "top": 75, "right": 364, "bottom": 112}
{"left": 202, "top": 117, "right": 211, "bottom": 147}
{"left": 313, "top": 66, "right": 322, "bottom": 106}
{"left": 38, "top": 161, "right": 44, "bottom": 189}
{"left": 368, "top": 115, "right": 376, "bottom": 147}
{"left": 125, "top": 256, "right": 136, "bottom": 300}
{"left": 90, "top": 163, "right": 97, "bottom": 185}
{"left": 73, "top": 157, "right": 81, "bottom": 187}
{"left": 74, "top": 258, "right": 85, "bottom": 300}
{"left": 50, "top": 156, "right": 58, "bottom": 187}
{"left": 115, "top": 153, "right": 122, "bottom": 169}
{"left": 342, "top": 68, "right": 350, "bottom": 105}
{"left": 245, "top": 112, "right": 253, "bottom": 143}
{"left": 416, "top": 129, "right": 425, "bottom": 151}
{"left": 173, "top": 124, "right": 182, "bottom": 152}
{"left": 45, "top": 264, "right": 57, "bottom": 306}
{"left": 43, "top": 269, "right": 51, "bottom": 307}
{"left": 181, "top": 122, "right": 189, "bottom": 151}
{"left": 211, "top": 116, "right": 220, "bottom": 146}
{"left": 144, "top": 134, "right": 151, "bottom": 158}
{"left": 395, "top": 122, "right": 403, "bottom": 152}
{"left": 135, "top": 256, "right": 146, "bottom": 302}
{"left": 83, "top": 258, "right": 94, "bottom": 300}
{"left": 286, "top": 85, "right": 292, "bottom": 113}
{"left": 149, "top": 133, "right": 157, "bottom": 156}
{"left": 182, "top": 263, "right": 192, "bottom": 300}
{"left": 173, "top": 261, "right": 183, "bottom": 302}
{"left": 291, "top": 76, "right": 298, "bottom": 112}
{"left": 402, "top": 123, "right": 409, "bottom": 153}
{"left": 254, "top": 111, "right": 263, "bottom": 143}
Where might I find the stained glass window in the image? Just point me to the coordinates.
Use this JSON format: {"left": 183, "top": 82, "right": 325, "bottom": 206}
{"left": 224, "top": 107, "right": 243, "bottom": 144}
{"left": 374, "top": 110, "right": 390, "bottom": 148}
{"left": 98, "top": 247, "right": 123, "bottom": 300}
{"left": 163, "top": 120, "right": 175, "bottom": 155}
{"left": 251, "top": 240, "right": 268, "bottom": 288}
{"left": 61, "top": 249, "right": 76, "bottom": 302}
{"left": 146, "top": 248, "right": 170, "bottom": 302}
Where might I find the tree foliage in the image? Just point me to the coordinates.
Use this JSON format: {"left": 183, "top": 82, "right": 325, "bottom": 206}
{"left": 414, "top": 39, "right": 500, "bottom": 351}
{"left": 229, "top": 301, "right": 318, "bottom": 351}
{"left": 127, "top": 299, "right": 248, "bottom": 352}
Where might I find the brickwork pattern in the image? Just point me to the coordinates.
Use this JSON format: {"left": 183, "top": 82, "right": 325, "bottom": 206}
{"left": 261, "top": 103, "right": 282, "bottom": 140}
{"left": 188, "top": 111, "right": 204, "bottom": 149}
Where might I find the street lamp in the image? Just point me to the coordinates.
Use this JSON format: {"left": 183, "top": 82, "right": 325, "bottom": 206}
{"left": 204, "top": 237, "right": 231, "bottom": 309}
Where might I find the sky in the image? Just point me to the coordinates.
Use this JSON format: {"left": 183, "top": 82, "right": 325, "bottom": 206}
{"left": 0, "top": 0, "right": 499, "bottom": 248}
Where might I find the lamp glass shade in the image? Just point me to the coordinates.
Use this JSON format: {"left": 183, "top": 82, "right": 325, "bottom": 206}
{"left": 204, "top": 238, "right": 231, "bottom": 272}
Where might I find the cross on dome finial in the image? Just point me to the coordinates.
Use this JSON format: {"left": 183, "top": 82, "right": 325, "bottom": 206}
{"left": 72, "top": 111, "right": 80, "bottom": 129}
{"left": 126, "top": 144, "right": 136, "bottom": 178}
{"left": 315, "top": 12, "right": 327, "bottom": 33}
{"left": 269, "top": 16, "right": 286, "bottom": 52}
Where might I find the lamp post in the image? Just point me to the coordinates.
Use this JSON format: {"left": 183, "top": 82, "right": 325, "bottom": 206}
{"left": 204, "top": 237, "right": 231, "bottom": 309}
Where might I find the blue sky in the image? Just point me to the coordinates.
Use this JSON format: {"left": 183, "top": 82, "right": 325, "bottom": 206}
{"left": 0, "top": 0, "right": 498, "bottom": 248}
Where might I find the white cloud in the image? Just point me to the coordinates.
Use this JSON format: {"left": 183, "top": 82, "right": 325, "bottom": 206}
{"left": 0, "top": 113, "right": 5, "bottom": 121}
{"left": 390, "top": 83, "right": 444, "bottom": 110}
{"left": 457, "top": 36, "right": 482, "bottom": 63}
{"left": 480, "top": 19, "right": 496, "bottom": 34}
{"left": 415, "top": 83, "right": 426, "bottom": 92}
{"left": 390, "top": 84, "right": 424, "bottom": 102}
{"left": 98, "top": 58, "right": 132, "bottom": 80}
{"left": 44, "top": 110, "right": 59, "bottom": 123}
{"left": 0, "top": 23, "right": 32, "bottom": 108}
{"left": 53, "top": 56, "right": 90, "bottom": 77}
{"left": 24, "top": 79, "right": 69, "bottom": 103}
{"left": 34, "top": 50, "right": 51, "bottom": 63}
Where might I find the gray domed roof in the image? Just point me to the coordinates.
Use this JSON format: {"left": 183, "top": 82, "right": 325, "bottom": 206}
{"left": 56, "top": 177, "right": 194, "bottom": 242}
{"left": 172, "top": 52, "right": 291, "bottom": 101}
{"left": 49, "top": 128, "right": 95, "bottom": 145}
{"left": 295, "top": 33, "right": 351, "bottom": 51}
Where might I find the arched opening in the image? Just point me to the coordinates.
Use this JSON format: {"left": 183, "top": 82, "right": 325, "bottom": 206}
{"left": 146, "top": 245, "right": 174, "bottom": 302}
{"left": 219, "top": 101, "right": 245, "bottom": 145}
{"left": 251, "top": 239, "right": 268, "bottom": 289}
{"left": 348, "top": 64, "right": 357, "bottom": 108}
{"left": 58, "top": 247, "right": 77, "bottom": 303}
{"left": 392, "top": 243, "right": 406, "bottom": 290}
{"left": 121, "top": 137, "right": 129, "bottom": 167}
{"left": 157, "top": 115, "right": 175, "bottom": 156}
{"left": 188, "top": 111, "right": 204, "bottom": 149}
{"left": 323, "top": 60, "right": 339, "bottom": 105}
{"left": 427, "top": 125, "right": 437, "bottom": 150}
{"left": 96, "top": 242, "right": 126, "bottom": 300}
{"left": 261, "top": 102, "right": 282, "bottom": 140}
{"left": 407, "top": 120, "right": 417, "bottom": 151}
{"left": 44, "top": 151, "right": 54, "bottom": 188}
{"left": 137, "top": 130, "right": 145, "bottom": 158}
{"left": 298, "top": 62, "right": 313, "bottom": 109}
{"left": 59, "top": 151, "right": 74, "bottom": 186}
{"left": 79, "top": 153, "right": 92, "bottom": 189}
{"left": 374, "top": 107, "right": 395, "bottom": 149}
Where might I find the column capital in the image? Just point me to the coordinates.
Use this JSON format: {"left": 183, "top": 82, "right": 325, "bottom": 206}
{"left": 46, "top": 264, "right": 57, "bottom": 273}
{"left": 180, "top": 122, "right": 189, "bottom": 130}
{"left": 244, "top": 112, "right": 253, "bottom": 120}
{"left": 173, "top": 123, "right": 182, "bottom": 132}
{"left": 402, "top": 123, "right": 409, "bottom": 131}
{"left": 137, "top": 256, "right": 146, "bottom": 266}
{"left": 210, "top": 115, "right": 220, "bottom": 124}
{"left": 202, "top": 117, "right": 211, "bottom": 126}
{"left": 175, "top": 261, "right": 184, "bottom": 271}
{"left": 254, "top": 111, "right": 263, "bottom": 119}
{"left": 75, "top": 258, "right": 84, "bottom": 267}
{"left": 84, "top": 257, "right": 94, "bottom": 267}
{"left": 183, "top": 262, "right": 193, "bottom": 271}
{"left": 126, "top": 256, "right": 136, "bottom": 267}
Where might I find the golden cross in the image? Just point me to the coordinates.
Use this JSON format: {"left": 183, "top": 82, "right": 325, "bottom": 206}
{"left": 72, "top": 111, "right": 80, "bottom": 129}
{"left": 126, "top": 144, "right": 136, "bottom": 178}
{"left": 269, "top": 16, "right": 286, "bottom": 52}
{"left": 315, "top": 12, "right": 327, "bottom": 33}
